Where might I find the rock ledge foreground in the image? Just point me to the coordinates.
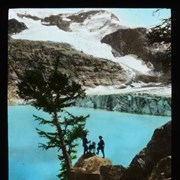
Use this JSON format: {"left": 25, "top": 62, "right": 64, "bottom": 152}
{"left": 68, "top": 121, "right": 171, "bottom": 180}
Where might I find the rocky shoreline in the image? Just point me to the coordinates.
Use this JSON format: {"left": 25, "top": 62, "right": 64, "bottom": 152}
{"left": 69, "top": 121, "right": 171, "bottom": 180}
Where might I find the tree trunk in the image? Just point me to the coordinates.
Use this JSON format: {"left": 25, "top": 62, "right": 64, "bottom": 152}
{"left": 53, "top": 112, "right": 72, "bottom": 172}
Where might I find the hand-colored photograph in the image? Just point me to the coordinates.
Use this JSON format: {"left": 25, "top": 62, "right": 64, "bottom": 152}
{"left": 8, "top": 8, "right": 171, "bottom": 180}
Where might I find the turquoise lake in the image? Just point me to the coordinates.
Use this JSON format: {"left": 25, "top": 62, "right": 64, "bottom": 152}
{"left": 8, "top": 105, "right": 170, "bottom": 180}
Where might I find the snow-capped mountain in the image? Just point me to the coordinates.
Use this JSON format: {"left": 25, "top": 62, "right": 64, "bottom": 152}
{"left": 8, "top": 9, "right": 171, "bottom": 102}
{"left": 9, "top": 9, "right": 154, "bottom": 75}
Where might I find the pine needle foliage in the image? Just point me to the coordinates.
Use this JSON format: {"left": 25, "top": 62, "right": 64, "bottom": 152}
{"left": 146, "top": 9, "right": 171, "bottom": 81}
{"left": 17, "top": 64, "right": 89, "bottom": 179}
{"left": 147, "top": 9, "right": 171, "bottom": 57}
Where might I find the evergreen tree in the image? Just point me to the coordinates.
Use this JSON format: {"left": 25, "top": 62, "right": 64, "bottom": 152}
{"left": 146, "top": 9, "right": 171, "bottom": 82}
{"left": 16, "top": 62, "right": 89, "bottom": 179}
{"left": 147, "top": 9, "right": 171, "bottom": 57}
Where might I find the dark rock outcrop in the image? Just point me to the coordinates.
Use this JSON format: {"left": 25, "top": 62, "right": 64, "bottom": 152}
{"left": 17, "top": 13, "right": 41, "bottom": 21}
{"left": 8, "top": 18, "right": 28, "bottom": 34}
{"left": 120, "top": 121, "right": 171, "bottom": 180}
{"left": 100, "top": 165, "right": 126, "bottom": 180}
{"left": 101, "top": 28, "right": 171, "bottom": 81}
{"left": 42, "top": 14, "right": 71, "bottom": 31}
{"left": 68, "top": 173, "right": 100, "bottom": 180}
{"left": 101, "top": 28, "right": 148, "bottom": 60}
{"left": 148, "top": 156, "right": 171, "bottom": 180}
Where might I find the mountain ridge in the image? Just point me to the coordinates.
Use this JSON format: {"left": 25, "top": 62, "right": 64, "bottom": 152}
{"left": 8, "top": 9, "right": 171, "bottom": 104}
{"left": 8, "top": 9, "right": 170, "bottom": 76}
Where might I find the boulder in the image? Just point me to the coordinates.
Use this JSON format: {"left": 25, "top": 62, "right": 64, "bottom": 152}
{"left": 72, "top": 153, "right": 112, "bottom": 174}
{"left": 68, "top": 153, "right": 112, "bottom": 180}
{"left": 148, "top": 156, "right": 171, "bottom": 180}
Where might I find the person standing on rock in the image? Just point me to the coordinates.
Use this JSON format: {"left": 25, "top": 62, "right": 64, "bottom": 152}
{"left": 96, "top": 136, "right": 105, "bottom": 158}
{"left": 82, "top": 134, "right": 91, "bottom": 155}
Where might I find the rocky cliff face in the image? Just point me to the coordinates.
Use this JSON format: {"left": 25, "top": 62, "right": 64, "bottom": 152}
{"left": 75, "top": 93, "right": 171, "bottom": 116}
{"left": 101, "top": 28, "right": 171, "bottom": 81}
{"left": 101, "top": 28, "right": 148, "bottom": 59}
{"left": 8, "top": 39, "right": 128, "bottom": 104}
{"left": 70, "top": 121, "right": 171, "bottom": 180}
{"left": 120, "top": 121, "right": 171, "bottom": 180}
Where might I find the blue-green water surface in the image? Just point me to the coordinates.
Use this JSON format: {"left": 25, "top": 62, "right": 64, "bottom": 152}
{"left": 8, "top": 105, "right": 170, "bottom": 180}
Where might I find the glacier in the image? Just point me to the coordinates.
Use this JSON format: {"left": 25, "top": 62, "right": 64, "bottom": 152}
{"left": 75, "top": 94, "right": 171, "bottom": 116}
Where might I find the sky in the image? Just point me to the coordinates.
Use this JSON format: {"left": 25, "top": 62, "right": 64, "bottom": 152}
{"left": 110, "top": 8, "right": 171, "bottom": 28}
{"left": 9, "top": 8, "right": 171, "bottom": 28}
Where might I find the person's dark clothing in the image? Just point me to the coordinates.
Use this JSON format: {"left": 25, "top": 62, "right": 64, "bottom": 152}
{"left": 97, "top": 136, "right": 105, "bottom": 158}
{"left": 82, "top": 137, "right": 90, "bottom": 155}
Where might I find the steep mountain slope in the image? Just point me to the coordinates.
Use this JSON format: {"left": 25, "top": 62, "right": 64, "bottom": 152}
{"left": 8, "top": 39, "right": 129, "bottom": 104}
{"left": 101, "top": 27, "right": 171, "bottom": 82}
{"left": 8, "top": 9, "right": 155, "bottom": 76}
{"left": 8, "top": 9, "right": 171, "bottom": 103}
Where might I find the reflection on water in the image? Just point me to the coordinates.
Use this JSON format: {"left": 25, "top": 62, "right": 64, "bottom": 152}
{"left": 8, "top": 105, "right": 170, "bottom": 180}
